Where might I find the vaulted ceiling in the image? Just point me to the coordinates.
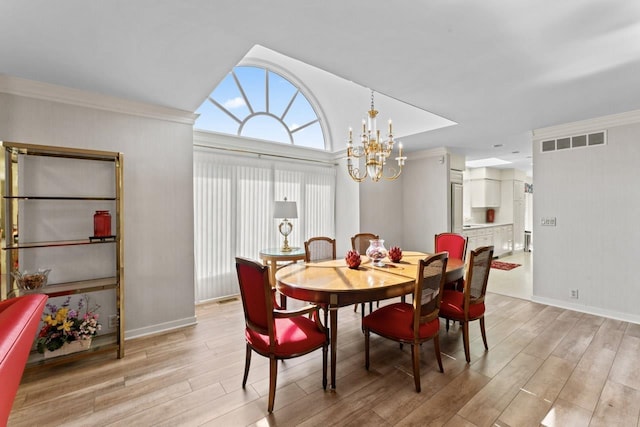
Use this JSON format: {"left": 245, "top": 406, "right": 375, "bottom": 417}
{"left": 3, "top": 1, "right": 640, "bottom": 176}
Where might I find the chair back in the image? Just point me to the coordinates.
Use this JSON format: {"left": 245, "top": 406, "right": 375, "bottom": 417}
{"left": 434, "top": 232, "right": 468, "bottom": 261}
{"left": 304, "top": 237, "right": 336, "bottom": 262}
{"left": 464, "top": 246, "right": 494, "bottom": 306}
{"left": 413, "top": 252, "right": 449, "bottom": 329}
{"left": 351, "top": 233, "right": 379, "bottom": 254}
{"left": 235, "top": 257, "right": 274, "bottom": 336}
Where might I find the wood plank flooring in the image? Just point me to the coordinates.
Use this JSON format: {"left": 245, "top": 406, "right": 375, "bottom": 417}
{"left": 10, "top": 288, "right": 640, "bottom": 425}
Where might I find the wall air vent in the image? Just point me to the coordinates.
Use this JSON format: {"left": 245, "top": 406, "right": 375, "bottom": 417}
{"left": 540, "top": 131, "right": 606, "bottom": 153}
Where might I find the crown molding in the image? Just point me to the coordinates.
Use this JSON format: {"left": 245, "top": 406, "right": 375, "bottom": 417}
{"left": 532, "top": 108, "right": 640, "bottom": 141}
{"left": 0, "top": 74, "right": 198, "bottom": 125}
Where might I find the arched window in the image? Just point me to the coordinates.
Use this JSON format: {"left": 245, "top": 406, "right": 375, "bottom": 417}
{"left": 195, "top": 66, "right": 326, "bottom": 150}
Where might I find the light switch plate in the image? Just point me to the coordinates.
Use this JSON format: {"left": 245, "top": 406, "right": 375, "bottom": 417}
{"left": 541, "top": 217, "right": 557, "bottom": 226}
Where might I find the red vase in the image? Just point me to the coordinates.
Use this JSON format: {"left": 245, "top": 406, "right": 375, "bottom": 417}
{"left": 94, "top": 211, "right": 112, "bottom": 237}
{"left": 486, "top": 208, "right": 495, "bottom": 223}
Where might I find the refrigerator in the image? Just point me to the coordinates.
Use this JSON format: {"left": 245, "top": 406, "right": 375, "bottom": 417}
{"left": 451, "top": 182, "right": 463, "bottom": 234}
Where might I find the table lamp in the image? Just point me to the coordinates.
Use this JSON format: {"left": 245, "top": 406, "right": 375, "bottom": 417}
{"left": 273, "top": 197, "right": 298, "bottom": 252}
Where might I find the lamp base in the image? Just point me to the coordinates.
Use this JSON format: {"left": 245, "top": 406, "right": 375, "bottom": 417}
{"left": 279, "top": 219, "right": 293, "bottom": 252}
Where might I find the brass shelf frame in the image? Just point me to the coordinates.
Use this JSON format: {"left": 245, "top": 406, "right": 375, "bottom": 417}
{"left": 1, "top": 141, "right": 125, "bottom": 362}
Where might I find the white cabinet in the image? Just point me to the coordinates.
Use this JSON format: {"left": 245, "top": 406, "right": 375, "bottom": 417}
{"left": 463, "top": 224, "right": 513, "bottom": 259}
{"left": 463, "top": 227, "right": 494, "bottom": 260}
{"left": 513, "top": 180, "right": 525, "bottom": 201}
{"left": 496, "top": 225, "right": 513, "bottom": 256}
{"left": 470, "top": 179, "right": 501, "bottom": 207}
{"left": 513, "top": 200, "right": 525, "bottom": 250}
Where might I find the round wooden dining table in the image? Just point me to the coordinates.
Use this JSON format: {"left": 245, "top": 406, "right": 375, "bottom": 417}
{"left": 275, "top": 251, "right": 464, "bottom": 389}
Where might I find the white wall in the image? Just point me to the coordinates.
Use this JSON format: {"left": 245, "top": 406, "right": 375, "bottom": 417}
{"left": 0, "top": 77, "right": 197, "bottom": 338}
{"left": 358, "top": 176, "right": 404, "bottom": 250}
{"left": 532, "top": 111, "right": 640, "bottom": 323}
{"left": 402, "top": 149, "right": 449, "bottom": 253}
{"left": 334, "top": 156, "right": 361, "bottom": 255}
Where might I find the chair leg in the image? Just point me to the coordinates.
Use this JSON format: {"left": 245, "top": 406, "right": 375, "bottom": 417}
{"left": 267, "top": 355, "right": 278, "bottom": 413}
{"left": 322, "top": 342, "right": 328, "bottom": 390}
{"left": 480, "top": 317, "right": 488, "bottom": 351}
{"left": 433, "top": 334, "right": 443, "bottom": 373}
{"left": 445, "top": 318, "right": 450, "bottom": 331}
{"left": 242, "top": 343, "right": 251, "bottom": 387}
{"left": 411, "top": 343, "right": 421, "bottom": 392}
{"left": 364, "top": 328, "right": 370, "bottom": 370}
{"left": 462, "top": 321, "right": 471, "bottom": 363}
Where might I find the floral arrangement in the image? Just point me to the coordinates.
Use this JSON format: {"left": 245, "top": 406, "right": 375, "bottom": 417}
{"left": 36, "top": 295, "right": 101, "bottom": 354}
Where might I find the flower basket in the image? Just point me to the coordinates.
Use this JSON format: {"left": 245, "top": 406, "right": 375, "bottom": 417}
{"left": 36, "top": 295, "right": 101, "bottom": 356}
{"left": 44, "top": 338, "right": 92, "bottom": 359}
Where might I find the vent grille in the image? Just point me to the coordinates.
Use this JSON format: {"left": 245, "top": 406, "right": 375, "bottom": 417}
{"left": 541, "top": 131, "right": 606, "bottom": 153}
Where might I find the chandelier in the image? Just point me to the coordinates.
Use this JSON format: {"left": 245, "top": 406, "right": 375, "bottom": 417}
{"left": 347, "top": 90, "right": 407, "bottom": 182}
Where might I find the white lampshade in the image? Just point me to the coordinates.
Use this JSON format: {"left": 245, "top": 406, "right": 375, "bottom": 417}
{"left": 273, "top": 200, "right": 298, "bottom": 219}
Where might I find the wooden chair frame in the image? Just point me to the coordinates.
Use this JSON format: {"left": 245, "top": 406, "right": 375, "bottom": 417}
{"left": 439, "top": 245, "right": 493, "bottom": 363}
{"left": 364, "top": 252, "right": 449, "bottom": 392}
{"left": 235, "top": 257, "right": 328, "bottom": 412}
{"left": 304, "top": 236, "right": 336, "bottom": 262}
{"left": 350, "top": 232, "right": 379, "bottom": 255}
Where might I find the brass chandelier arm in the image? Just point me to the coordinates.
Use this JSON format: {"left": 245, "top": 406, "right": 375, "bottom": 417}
{"left": 346, "top": 90, "right": 407, "bottom": 183}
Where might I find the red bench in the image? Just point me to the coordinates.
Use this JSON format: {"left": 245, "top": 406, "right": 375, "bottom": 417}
{"left": 0, "top": 294, "right": 47, "bottom": 425}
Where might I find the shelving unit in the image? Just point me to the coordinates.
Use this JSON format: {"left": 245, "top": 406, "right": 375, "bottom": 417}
{"left": 1, "top": 141, "right": 124, "bottom": 364}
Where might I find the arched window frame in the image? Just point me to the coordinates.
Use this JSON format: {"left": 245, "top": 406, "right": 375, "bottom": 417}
{"left": 196, "top": 61, "right": 331, "bottom": 151}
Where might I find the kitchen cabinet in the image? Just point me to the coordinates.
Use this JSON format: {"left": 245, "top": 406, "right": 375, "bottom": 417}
{"left": 2, "top": 141, "right": 124, "bottom": 364}
{"left": 501, "top": 179, "right": 525, "bottom": 251}
{"left": 463, "top": 224, "right": 513, "bottom": 259}
{"left": 470, "top": 179, "right": 501, "bottom": 207}
{"left": 496, "top": 225, "right": 513, "bottom": 256}
{"left": 463, "top": 227, "right": 494, "bottom": 260}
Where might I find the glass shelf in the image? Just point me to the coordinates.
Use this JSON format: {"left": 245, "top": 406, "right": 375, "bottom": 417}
{"left": 3, "top": 196, "right": 116, "bottom": 200}
{"left": 4, "top": 238, "right": 116, "bottom": 250}
{"left": 8, "top": 277, "right": 119, "bottom": 298}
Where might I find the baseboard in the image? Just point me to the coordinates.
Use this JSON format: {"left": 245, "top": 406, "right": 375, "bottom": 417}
{"left": 124, "top": 316, "right": 197, "bottom": 340}
{"left": 531, "top": 295, "right": 640, "bottom": 325}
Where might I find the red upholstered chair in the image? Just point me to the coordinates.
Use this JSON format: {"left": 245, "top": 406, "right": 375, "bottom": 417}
{"left": 304, "top": 237, "right": 336, "bottom": 262}
{"left": 235, "top": 257, "right": 328, "bottom": 413}
{"left": 363, "top": 252, "right": 449, "bottom": 392}
{"left": 434, "top": 232, "right": 467, "bottom": 290}
{"left": 439, "top": 245, "right": 493, "bottom": 363}
{"left": 434, "top": 233, "right": 467, "bottom": 261}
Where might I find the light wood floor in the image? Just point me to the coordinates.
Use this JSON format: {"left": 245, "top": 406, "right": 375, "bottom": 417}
{"left": 10, "top": 277, "right": 640, "bottom": 426}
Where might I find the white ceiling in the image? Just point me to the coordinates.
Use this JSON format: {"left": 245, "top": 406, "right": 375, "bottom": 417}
{"left": 3, "top": 1, "right": 640, "bottom": 176}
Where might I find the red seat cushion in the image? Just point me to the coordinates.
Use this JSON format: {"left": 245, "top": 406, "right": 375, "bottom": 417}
{"left": 363, "top": 303, "right": 439, "bottom": 341}
{"left": 246, "top": 316, "right": 326, "bottom": 357}
{"left": 439, "top": 290, "right": 485, "bottom": 320}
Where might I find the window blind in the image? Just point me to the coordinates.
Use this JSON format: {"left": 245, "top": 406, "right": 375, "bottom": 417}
{"left": 194, "top": 148, "right": 335, "bottom": 302}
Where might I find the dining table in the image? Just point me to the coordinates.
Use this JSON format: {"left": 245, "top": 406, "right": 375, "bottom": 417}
{"left": 275, "top": 251, "right": 465, "bottom": 389}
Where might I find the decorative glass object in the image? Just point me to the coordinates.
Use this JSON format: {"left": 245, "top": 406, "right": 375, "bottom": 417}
{"left": 12, "top": 268, "right": 51, "bottom": 289}
{"left": 93, "top": 210, "right": 112, "bottom": 237}
{"left": 366, "top": 239, "right": 388, "bottom": 267}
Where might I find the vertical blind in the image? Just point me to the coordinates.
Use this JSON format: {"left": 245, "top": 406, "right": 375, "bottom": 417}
{"left": 193, "top": 148, "right": 336, "bottom": 302}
